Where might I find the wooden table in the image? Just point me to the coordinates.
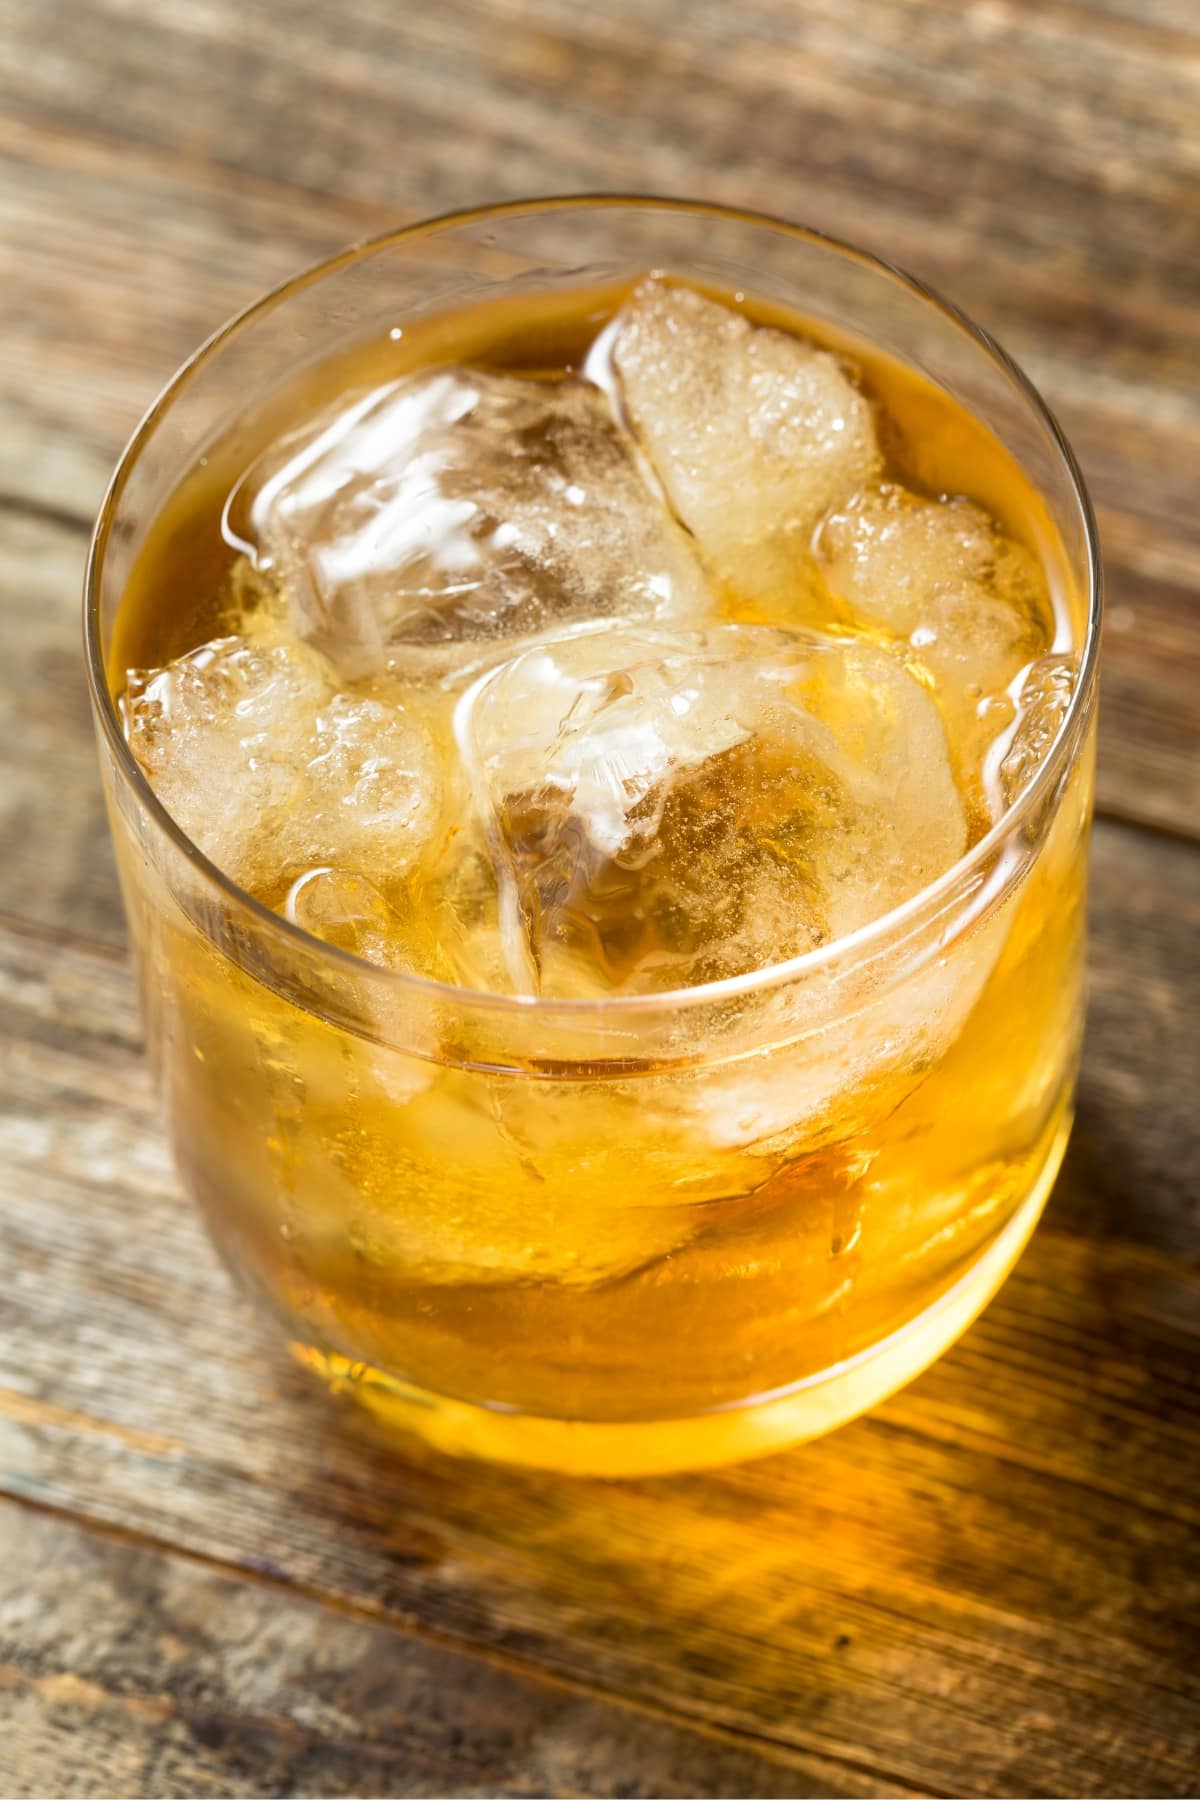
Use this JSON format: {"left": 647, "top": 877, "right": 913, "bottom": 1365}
{"left": 2, "top": 3, "right": 1198, "bottom": 1794}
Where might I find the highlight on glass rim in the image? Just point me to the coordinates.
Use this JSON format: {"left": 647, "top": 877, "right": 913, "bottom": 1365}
{"left": 87, "top": 198, "right": 1100, "bottom": 1477}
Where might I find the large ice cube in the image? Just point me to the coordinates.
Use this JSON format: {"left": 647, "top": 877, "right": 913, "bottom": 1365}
{"left": 453, "top": 623, "right": 967, "bottom": 997}
{"left": 818, "top": 484, "right": 1053, "bottom": 806}
{"left": 121, "top": 633, "right": 440, "bottom": 900}
{"left": 246, "top": 369, "right": 712, "bottom": 681}
{"left": 612, "top": 280, "right": 880, "bottom": 615}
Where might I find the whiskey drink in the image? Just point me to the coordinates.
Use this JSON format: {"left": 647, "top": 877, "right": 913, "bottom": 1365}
{"left": 88, "top": 203, "right": 1098, "bottom": 1474}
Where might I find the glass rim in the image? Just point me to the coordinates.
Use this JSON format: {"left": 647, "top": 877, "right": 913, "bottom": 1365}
{"left": 84, "top": 192, "right": 1103, "bottom": 1019}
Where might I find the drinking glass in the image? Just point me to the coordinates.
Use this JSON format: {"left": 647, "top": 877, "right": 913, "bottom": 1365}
{"left": 85, "top": 199, "right": 1101, "bottom": 1475}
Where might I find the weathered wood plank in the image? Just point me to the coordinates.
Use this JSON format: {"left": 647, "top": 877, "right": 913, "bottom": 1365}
{"left": 3, "top": 0, "right": 1197, "bottom": 445}
{"left": 0, "top": 509, "right": 124, "bottom": 948}
{"left": 0, "top": 819, "right": 1196, "bottom": 1798}
{"left": 0, "top": 111, "right": 386, "bottom": 520}
{"left": 1, "top": 4, "right": 1198, "bottom": 1792}
{"left": 0, "top": 1503, "right": 832, "bottom": 1800}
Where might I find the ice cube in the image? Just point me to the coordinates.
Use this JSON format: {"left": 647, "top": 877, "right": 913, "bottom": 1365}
{"left": 284, "top": 866, "right": 409, "bottom": 963}
{"left": 246, "top": 368, "right": 712, "bottom": 681}
{"left": 818, "top": 484, "right": 1053, "bottom": 805}
{"left": 302, "top": 691, "right": 434, "bottom": 870}
{"left": 453, "top": 623, "right": 967, "bottom": 997}
{"left": 122, "top": 636, "right": 320, "bottom": 886}
{"left": 611, "top": 280, "right": 880, "bottom": 615}
{"left": 998, "top": 652, "right": 1077, "bottom": 804}
{"left": 121, "top": 633, "right": 440, "bottom": 902}
{"left": 281, "top": 1058, "right": 705, "bottom": 1291}
{"left": 674, "top": 889, "right": 1013, "bottom": 1156}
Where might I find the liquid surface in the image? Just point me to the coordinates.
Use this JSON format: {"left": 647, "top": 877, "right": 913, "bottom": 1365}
{"left": 115, "top": 277, "right": 1076, "bottom": 1000}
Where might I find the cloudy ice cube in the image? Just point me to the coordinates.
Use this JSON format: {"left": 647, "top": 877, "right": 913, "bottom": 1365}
{"left": 819, "top": 483, "right": 1051, "bottom": 686}
{"left": 121, "top": 633, "right": 440, "bottom": 902}
{"left": 246, "top": 368, "right": 712, "bottom": 681}
{"left": 453, "top": 623, "right": 966, "bottom": 997}
{"left": 818, "top": 483, "right": 1054, "bottom": 806}
{"left": 284, "top": 866, "right": 410, "bottom": 963}
{"left": 612, "top": 280, "right": 880, "bottom": 615}
{"left": 999, "top": 652, "right": 1078, "bottom": 804}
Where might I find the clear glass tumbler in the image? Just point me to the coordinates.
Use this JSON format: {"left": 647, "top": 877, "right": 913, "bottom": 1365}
{"left": 86, "top": 199, "right": 1101, "bottom": 1476}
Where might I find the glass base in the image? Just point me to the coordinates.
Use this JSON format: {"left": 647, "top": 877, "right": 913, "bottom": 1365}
{"left": 292, "top": 1117, "right": 1069, "bottom": 1478}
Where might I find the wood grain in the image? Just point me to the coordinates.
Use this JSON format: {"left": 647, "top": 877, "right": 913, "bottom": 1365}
{"left": 1, "top": 2, "right": 1199, "bottom": 1792}
{"left": 0, "top": 1505, "right": 829, "bottom": 1800}
{"left": 0, "top": 508, "right": 124, "bottom": 947}
{"left": 1, "top": 819, "right": 1196, "bottom": 1800}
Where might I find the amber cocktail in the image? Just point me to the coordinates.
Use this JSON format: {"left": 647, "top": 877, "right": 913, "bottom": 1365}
{"left": 87, "top": 200, "right": 1099, "bottom": 1474}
